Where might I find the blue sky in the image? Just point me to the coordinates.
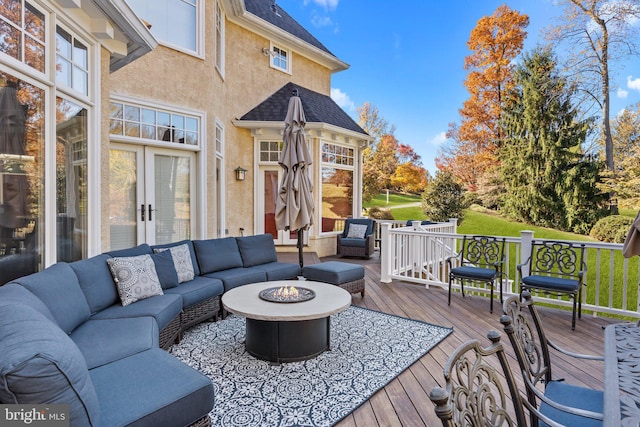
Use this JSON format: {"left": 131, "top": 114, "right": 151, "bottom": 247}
{"left": 276, "top": 0, "right": 640, "bottom": 174}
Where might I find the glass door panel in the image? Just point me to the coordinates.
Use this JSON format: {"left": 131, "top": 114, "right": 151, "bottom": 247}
{"left": 261, "top": 168, "right": 297, "bottom": 245}
{"left": 109, "top": 145, "right": 143, "bottom": 250}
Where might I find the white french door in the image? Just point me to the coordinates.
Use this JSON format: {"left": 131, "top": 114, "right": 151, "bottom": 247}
{"left": 259, "top": 167, "right": 298, "bottom": 245}
{"left": 109, "top": 144, "right": 196, "bottom": 250}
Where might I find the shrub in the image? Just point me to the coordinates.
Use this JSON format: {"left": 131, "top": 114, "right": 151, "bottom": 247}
{"left": 589, "top": 215, "right": 633, "bottom": 243}
{"left": 366, "top": 206, "right": 394, "bottom": 220}
{"left": 421, "top": 170, "right": 467, "bottom": 224}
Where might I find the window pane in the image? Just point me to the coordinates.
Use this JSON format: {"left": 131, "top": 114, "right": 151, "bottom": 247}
{"left": 0, "top": 21, "right": 20, "bottom": 60}
{"left": 56, "top": 97, "right": 87, "bottom": 262}
{"left": 0, "top": 75, "right": 45, "bottom": 284}
{"left": 141, "top": 124, "right": 155, "bottom": 139}
{"left": 124, "top": 105, "right": 140, "bottom": 122}
{"left": 109, "top": 149, "right": 137, "bottom": 250}
{"left": 124, "top": 122, "right": 140, "bottom": 137}
{"left": 157, "top": 111, "right": 170, "bottom": 128}
{"left": 24, "top": 3, "right": 45, "bottom": 42}
{"left": 56, "top": 27, "right": 72, "bottom": 57}
{"left": 154, "top": 155, "right": 191, "bottom": 243}
{"left": 72, "top": 66, "right": 87, "bottom": 94}
{"left": 24, "top": 35, "right": 44, "bottom": 72}
{"left": 171, "top": 114, "right": 184, "bottom": 130}
{"left": 126, "top": 0, "right": 197, "bottom": 52}
{"left": 141, "top": 108, "right": 155, "bottom": 124}
{"left": 322, "top": 167, "right": 353, "bottom": 220}
{"left": 185, "top": 117, "right": 197, "bottom": 132}
{"left": 0, "top": 1, "right": 21, "bottom": 26}
{"left": 73, "top": 39, "right": 87, "bottom": 68}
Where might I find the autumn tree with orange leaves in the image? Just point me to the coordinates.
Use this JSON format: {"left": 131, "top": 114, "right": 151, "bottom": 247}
{"left": 436, "top": 5, "right": 529, "bottom": 192}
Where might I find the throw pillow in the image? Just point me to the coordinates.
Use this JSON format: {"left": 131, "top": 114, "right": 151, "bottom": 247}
{"left": 346, "top": 223, "right": 368, "bottom": 239}
{"left": 153, "top": 243, "right": 195, "bottom": 283}
{"left": 150, "top": 250, "right": 179, "bottom": 289}
{"left": 106, "top": 255, "right": 164, "bottom": 306}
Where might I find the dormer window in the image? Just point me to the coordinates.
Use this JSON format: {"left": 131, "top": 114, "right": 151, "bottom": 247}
{"left": 270, "top": 45, "right": 290, "bottom": 74}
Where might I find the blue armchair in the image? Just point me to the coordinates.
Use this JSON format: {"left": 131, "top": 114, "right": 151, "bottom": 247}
{"left": 337, "top": 218, "right": 376, "bottom": 258}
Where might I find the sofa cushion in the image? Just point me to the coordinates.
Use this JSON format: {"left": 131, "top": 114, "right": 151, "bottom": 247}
{"left": 0, "top": 304, "right": 100, "bottom": 426}
{"left": 249, "top": 262, "right": 301, "bottom": 281}
{"left": 14, "top": 263, "right": 91, "bottom": 334}
{"left": 0, "top": 283, "right": 56, "bottom": 323}
{"left": 203, "top": 267, "right": 266, "bottom": 292}
{"left": 153, "top": 243, "right": 195, "bottom": 283}
{"left": 151, "top": 240, "right": 200, "bottom": 276}
{"left": 107, "top": 255, "right": 164, "bottom": 307}
{"left": 106, "top": 243, "right": 153, "bottom": 258}
{"left": 71, "top": 317, "right": 159, "bottom": 369}
{"left": 90, "top": 348, "right": 214, "bottom": 427}
{"left": 193, "top": 237, "right": 243, "bottom": 274}
{"left": 90, "top": 293, "right": 182, "bottom": 331}
{"left": 150, "top": 250, "right": 179, "bottom": 289}
{"left": 70, "top": 254, "right": 119, "bottom": 314}
{"left": 236, "top": 234, "right": 278, "bottom": 267}
{"left": 163, "top": 276, "right": 224, "bottom": 308}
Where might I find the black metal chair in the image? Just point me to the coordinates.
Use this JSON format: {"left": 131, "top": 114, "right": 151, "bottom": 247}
{"left": 501, "top": 292, "right": 604, "bottom": 427}
{"left": 518, "top": 240, "right": 586, "bottom": 330}
{"left": 429, "top": 330, "right": 529, "bottom": 427}
{"left": 446, "top": 235, "right": 506, "bottom": 313}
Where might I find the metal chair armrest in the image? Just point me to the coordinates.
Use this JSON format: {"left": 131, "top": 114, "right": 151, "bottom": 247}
{"left": 547, "top": 338, "right": 604, "bottom": 361}
{"left": 445, "top": 252, "right": 461, "bottom": 267}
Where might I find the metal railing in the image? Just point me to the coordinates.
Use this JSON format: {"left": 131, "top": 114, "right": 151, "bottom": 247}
{"left": 380, "top": 223, "right": 640, "bottom": 320}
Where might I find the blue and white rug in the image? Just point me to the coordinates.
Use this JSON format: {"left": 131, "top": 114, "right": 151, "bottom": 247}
{"left": 169, "top": 306, "right": 452, "bottom": 427}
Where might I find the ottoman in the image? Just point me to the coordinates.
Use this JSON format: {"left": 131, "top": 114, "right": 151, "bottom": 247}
{"left": 302, "top": 261, "right": 365, "bottom": 297}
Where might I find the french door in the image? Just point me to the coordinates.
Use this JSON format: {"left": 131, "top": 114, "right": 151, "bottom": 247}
{"left": 260, "top": 167, "right": 298, "bottom": 245}
{"left": 109, "top": 144, "right": 196, "bottom": 250}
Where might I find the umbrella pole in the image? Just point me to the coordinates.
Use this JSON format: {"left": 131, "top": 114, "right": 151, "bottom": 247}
{"left": 297, "top": 228, "right": 304, "bottom": 269}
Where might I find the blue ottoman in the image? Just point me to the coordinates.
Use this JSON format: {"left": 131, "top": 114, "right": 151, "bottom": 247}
{"left": 302, "top": 261, "right": 365, "bottom": 297}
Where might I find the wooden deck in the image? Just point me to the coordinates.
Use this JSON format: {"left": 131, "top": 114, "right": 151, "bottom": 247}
{"left": 278, "top": 251, "right": 615, "bottom": 426}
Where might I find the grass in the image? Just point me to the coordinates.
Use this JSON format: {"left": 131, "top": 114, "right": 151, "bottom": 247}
{"left": 363, "top": 193, "right": 421, "bottom": 208}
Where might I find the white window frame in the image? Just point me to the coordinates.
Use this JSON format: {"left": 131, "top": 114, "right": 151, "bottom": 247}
{"left": 214, "top": 119, "right": 225, "bottom": 237}
{"left": 269, "top": 43, "right": 291, "bottom": 74}
{"left": 215, "top": 0, "right": 225, "bottom": 78}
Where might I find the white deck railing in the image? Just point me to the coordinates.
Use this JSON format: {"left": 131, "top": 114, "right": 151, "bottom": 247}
{"left": 380, "top": 222, "right": 640, "bottom": 320}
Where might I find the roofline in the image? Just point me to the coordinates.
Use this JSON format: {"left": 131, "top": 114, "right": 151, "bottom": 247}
{"left": 91, "top": 0, "right": 158, "bottom": 72}
{"left": 232, "top": 120, "right": 373, "bottom": 143}
{"left": 224, "top": 0, "right": 349, "bottom": 73}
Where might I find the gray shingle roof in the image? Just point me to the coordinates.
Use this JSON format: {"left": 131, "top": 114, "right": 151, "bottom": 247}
{"left": 244, "top": 0, "right": 335, "bottom": 57}
{"left": 239, "top": 83, "right": 368, "bottom": 136}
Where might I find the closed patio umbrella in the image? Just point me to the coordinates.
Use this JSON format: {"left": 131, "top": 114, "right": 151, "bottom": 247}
{"left": 623, "top": 210, "right": 640, "bottom": 258}
{"left": 275, "top": 88, "right": 314, "bottom": 268}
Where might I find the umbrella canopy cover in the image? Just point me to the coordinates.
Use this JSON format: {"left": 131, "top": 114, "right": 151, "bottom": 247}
{"left": 275, "top": 94, "right": 314, "bottom": 232}
{"left": 623, "top": 210, "right": 640, "bottom": 258}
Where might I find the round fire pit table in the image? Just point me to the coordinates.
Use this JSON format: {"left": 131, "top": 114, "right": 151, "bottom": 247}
{"left": 222, "top": 281, "right": 351, "bottom": 363}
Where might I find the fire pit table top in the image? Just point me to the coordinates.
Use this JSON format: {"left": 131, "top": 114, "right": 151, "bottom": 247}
{"left": 222, "top": 281, "right": 351, "bottom": 322}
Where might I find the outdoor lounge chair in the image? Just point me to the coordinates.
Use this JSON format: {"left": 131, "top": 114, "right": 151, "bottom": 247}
{"left": 429, "top": 331, "right": 529, "bottom": 426}
{"left": 518, "top": 240, "right": 586, "bottom": 330}
{"left": 337, "top": 218, "right": 376, "bottom": 258}
{"left": 501, "top": 292, "right": 604, "bottom": 426}
{"left": 446, "top": 235, "right": 505, "bottom": 313}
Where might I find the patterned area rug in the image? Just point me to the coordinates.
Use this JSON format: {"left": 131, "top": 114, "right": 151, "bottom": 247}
{"left": 169, "top": 306, "right": 452, "bottom": 427}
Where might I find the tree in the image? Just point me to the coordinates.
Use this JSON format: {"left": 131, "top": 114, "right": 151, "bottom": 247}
{"left": 390, "top": 162, "right": 428, "bottom": 194}
{"left": 438, "top": 5, "right": 529, "bottom": 191}
{"left": 546, "top": 0, "right": 640, "bottom": 171}
{"left": 421, "top": 170, "right": 466, "bottom": 223}
{"left": 357, "top": 102, "right": 388, "bottom": 149}
{"left": 500, "top": 47, "right": 607, "bottom": 233}
{"left": 361, "top": 134, "right": 399, "bottom": 200}
{"left": 599, "top": 102, "right": 640, "bottom": 207}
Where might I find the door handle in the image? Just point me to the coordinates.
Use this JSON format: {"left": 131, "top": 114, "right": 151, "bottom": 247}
{"left": 141, "top": 204, "right": 145, "bottom": 221}
{"left": 148, "top": 204, "right": 153, "bottom": 221}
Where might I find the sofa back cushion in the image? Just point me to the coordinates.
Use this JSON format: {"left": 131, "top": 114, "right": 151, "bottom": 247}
{"left": 151, "top": 240, "right": 200, "bottom": 276}
{"left": 14, "top": 263, "right": 91, "bottom": 334}
{"left": 236, "top": 234, "right": 278, "bottom": 267}
{"left": 193, "top": 237, "right": 243, "bottom": 274}
{"left": 70, "top": 254, "right": 118, "bottom": 315}
{"left": 0, "top": 304, "right": 100, "bottom": 426}
{"left": 0, "top": 283, "right": 56, "bottom": 323}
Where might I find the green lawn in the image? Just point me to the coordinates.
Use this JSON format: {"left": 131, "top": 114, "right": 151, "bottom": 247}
{"left": 363, "top": 192, "right": 421, "bottom": 208}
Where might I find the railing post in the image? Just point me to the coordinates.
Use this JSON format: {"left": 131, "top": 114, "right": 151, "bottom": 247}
{"left": 448, "top": 218, "right": 458, "bottom": 234}
{"left": 520, "top": 230, "right": 534, "bottom": 278}
{"left": 381, "top": 222, "right": 392, "bottom": 283}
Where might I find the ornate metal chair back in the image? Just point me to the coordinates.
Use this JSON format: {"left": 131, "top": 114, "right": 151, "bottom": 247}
{"left": 528, "top": 240, "right": 585, "bottom": 279}
{"left": 429, "top": 331, "right": 527, "bottom": 427}
{"left": 460, "top": 235, "right": 505, "bottom": 269}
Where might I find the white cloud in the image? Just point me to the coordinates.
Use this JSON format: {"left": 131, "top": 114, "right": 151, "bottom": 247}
{"left": 431, "top": 131, "right": 448, "bottom": 145}
{"left": 618, "top": 88, "right": 629, "bottom": 98}
{"left": 628, "top": 75, "right": 640, "bottom": 92}
{"left": 311, "top": 13, "right": 332, "bottom": 28}
{"left": 304, "top": 0, "right": 339, "bottom": 10}
{"left": 331, "top": 88, "right": 355, "bottom": 112}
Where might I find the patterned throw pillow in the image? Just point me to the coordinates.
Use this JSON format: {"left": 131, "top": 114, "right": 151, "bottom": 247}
{"left": 154, "top": 244, "right": 195, "bottom": 283}
{"left": 106, "top": 255, "right": 164, "bottom": 307}
{"left": 346, "top": 223, "right": 368, "bottom": 239}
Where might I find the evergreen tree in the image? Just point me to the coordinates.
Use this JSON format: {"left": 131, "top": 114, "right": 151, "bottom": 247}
{"left": 500, "top": 47, "right": 607, "bottom": 233}
{"left": 421, "top": 170, "right": 466, "bottom": 223}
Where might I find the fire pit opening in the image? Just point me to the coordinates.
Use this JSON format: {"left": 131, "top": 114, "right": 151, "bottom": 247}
{"left": 259, "top": 286, "right": 316, "bottom": 303}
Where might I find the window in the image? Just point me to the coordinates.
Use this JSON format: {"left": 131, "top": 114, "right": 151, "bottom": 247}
{"left": 0, "top": 1, "right": 46, "bottom": 72}
{"left": 109, "top": 101, "right": 200, "bottom": 146}
{"left": 56, "top": 27, "right": 89, "bottom": 95}
{"left": 271, "top": 45, "right": 290, "bottom": 73}
{"left": 126, "top": 0, "right": 200, "bottom": 54}
{"left": 215, "top": 1, "right": 224, "bottom": 73}
{"left": 321, "top": 143, "right": 355, "bottom": 232}
{"left": 259, "top": 141, "right": 284, "bottom": 162}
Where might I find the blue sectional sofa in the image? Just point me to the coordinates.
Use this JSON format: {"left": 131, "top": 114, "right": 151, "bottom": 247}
{"left": 0, "top": 234, "right": 300, "bottom": 426}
